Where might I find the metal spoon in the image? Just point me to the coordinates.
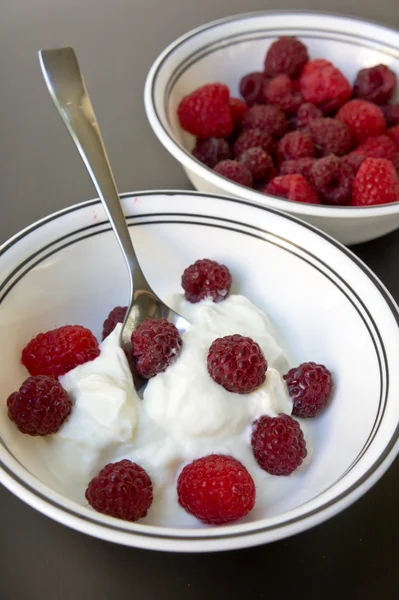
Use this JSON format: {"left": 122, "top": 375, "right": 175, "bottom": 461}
{"left": 38, "top": 47, "right": 189, "bottom": 389}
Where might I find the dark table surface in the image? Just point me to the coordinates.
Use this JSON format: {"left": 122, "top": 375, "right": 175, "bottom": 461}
{"left": 2, "top": 0, "right": 399, "bottom": 598}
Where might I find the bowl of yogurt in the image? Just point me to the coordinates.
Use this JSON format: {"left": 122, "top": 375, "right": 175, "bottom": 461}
{"left": 1, "top": 190, "right": 399, "bottom": 552}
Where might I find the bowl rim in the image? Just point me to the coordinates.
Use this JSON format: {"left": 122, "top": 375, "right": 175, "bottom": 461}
{"left": 144, "top": 9, "right": 399, "bottom": 218}
{"left": 1, "top": 189, "right": 399, "bottom": 551}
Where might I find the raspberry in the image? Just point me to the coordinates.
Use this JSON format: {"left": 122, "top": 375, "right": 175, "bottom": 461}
{"left": 277, "top": 131, "right": 315, "bottom": 164}
{"left": 299, "top": 59, "right": 351, "bottom": 113}
{"left": 238, "top": 147, "right": 275, "bottom": 181}
{"left": 233, "top": 128, "right": 276, "bottom": 158}
{"left": 7, "top": 375, "right": 72, "bottom": 436}
{"left": 239, "top": 71, "right": 267, "bottom": 106}
{"left": 340, "top": 152, "right": 367, "bottom": 176}
{"left": 264, "top": 75, "right": 303, "bottom": 115}
{"left": 177, "top": 454, "right": 256, "bottom": 524}
{"left": 353, "top": 134, "right": 397, "bottom": 161}
{"left": 192, "top": 137, "right": 231, "bottom": 168}
{"left": 352, "top": 157, "right": 399, "bottom": 206}
{"left": 307, "top": 117, "right": 353, "bottom": 156}
{"left": 309, "top": 155, "right": 354, "bottom": 206}
{"left": 295, "top": 103, "right": 323, "bottom": 129}
{"left": 229, "top": 97, "right": 248, "bottom": 126}
{"left": 177, "top": 83, "right": 233, "bottom": 138}
{"left": 207, "top": 334, "right": 267, "bottom": 394}
{"left": 264, "top": 36, "right": 309, "bottom": 79}
{"left": 181, "top": 258, "right": 232, "bottom": 303}
{"left": 102, "top": 306, "right": 127, "bottom": 340}
{"left": 266, "top": 174, "right": 320, "bottom": 204}
{"left": 242, "top": 104, "right": 286, "bottom": 138}
{"left": 22, "top": 325, "right": 100, "bottom": 378}
{"left": 251, "top": 414, "right": 307, "bottom": 475}
{"left": 214, "top": 159, "right": 253, "bottom": 187}
{"left": 353, "top": 64, "right": 396, "bottom": 105}
{"left": 279, "top": 157, "right": 315, "bottom": 181}
{"left": 382, "top": 102, "right": 399, "bottom": 127}
{"left": 284, "top": 362, "right": 333, "bottom": 418}
{"left": 130, "top": 318, "right": 182, "bottom": 379}
{"left": 336, "top": 99, "right": 386, "bottom": 143}
{"left": 85, "top": 459, "right": 153, "bottom": 522}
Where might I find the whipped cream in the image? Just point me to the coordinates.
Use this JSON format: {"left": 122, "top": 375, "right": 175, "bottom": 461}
{"left": 38, "top": 294, "right": 308, "bottom": 526}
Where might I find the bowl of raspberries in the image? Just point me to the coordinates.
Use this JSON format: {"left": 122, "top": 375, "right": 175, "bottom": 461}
{"left": 0, "top": 190, "right": 399, "bottom": 552}
{"left": 145, "top": 11, "right": 399, "bottom": 245}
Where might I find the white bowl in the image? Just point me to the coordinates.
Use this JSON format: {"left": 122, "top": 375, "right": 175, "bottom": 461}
{"left": 144, "top": 11, "right": 399, "bottom": 246}
{"left": 1, "top": 190, "right": 399, "bottom": 552}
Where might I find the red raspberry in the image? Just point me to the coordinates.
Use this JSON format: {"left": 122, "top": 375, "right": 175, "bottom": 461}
{"left": 277, "top": 131, "right": 315, "bottom": 164}
{"left": 264, "top": 36, "right": 309, "bottom": 79}
{"left": 102, "top": 306, "right": 127, "bottom": 340}
{"left": 340, "top": 152, "right": 367, "bottom": 176}
{"left": 336, "top": 99, "right": 386, "bottom": 143}
{"left": 242, "top": 104, "right": 286, "bottom": 138}
{"left": 7, "top": 375, "right": 71, "bottom": 436}
{"left": 239, "top": 71, "right": 267, "bottom": 106}
{"left": 352, "top": 157, "right": 399, "bottom": 206}
{"left": 228, "top": 97, "right": 248, "bottom": 126}
{"left": 299, "top": 59, "right": 351, "bottom": 113}
{"left": 22, "top": 325, "right": 100, "bottom": 378}
{"left": 387, "top": 125, "right": 399, "bottom": 148}
{"left": 233, "top": 128, "right": 276, "bottom": 158}
{"left": 353, "top": 134, "right": 397, "bottom": 161}
{"left": 214, "top": 159, "right": 253, "bottom": 187}
{"left": 279, "top": 157, "right": 315, "bottom": 181}
{"left": 295, "top": 103, "right": 323, "bottom": 129}
{"left": 251, "top": 414, "right": 307, "bottom": 475}
{"left": 284, "top": 362, "right": 333, "bottom": 418}
{"left": 192, "top": 137, "right": 231, "bottom": 168}
{"left": 181, "top": 258, "right": 232, "bottom": 303}
{"left": 177, "top": 83, "right": 233, "bottom": 138}
{"left": 207, "top": 334, "right": 267, "bottom": 394}
{"left": 131, "top": 318, "right": 182, "bottom": 379}
{"left": 266, "top": 174, "right": 320, "bottom": 204}
{"left": 85, "top": 459, "right": 153, "bottom": 522}
{"left": 238, "top": 147, "right": 275, "bottom": 182}
{"left": 309, "top": 155, "right": 354, "bottom": 206}
{"left": 353, "top": 64, "right": 396, "bottom": 105}
{"left": 177, "top": 454, "right": 256, "bottom": 525}
{"left": 307, "top": 117, "right": 353, "bottom": 157}
{"left": 382, "top": 102, "right": 399, "bottom": 127}
{"left": 264, "top": 75, "right": 303, "bottom": 115}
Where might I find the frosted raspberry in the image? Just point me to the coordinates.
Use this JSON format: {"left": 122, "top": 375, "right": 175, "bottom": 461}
{"left": 307, "top": 117, "right": 353, "bottom": 156}
{"left": 264, "top": 75, "right": 303, "bottom": 115}
{"left": 353, "top": 64, "right": 396, "bottom": 105}
{"left": 192, "top": 137, "right": 231, "bottom": 167}
{"left": 242, "top": 104, "right": 287, "bottom": 138}
{"left": 264, "top": 36, "right": 309, "bottom": 78}
{"left": 214, "top": 159, "right": 253, "bottom": 187}
{"left": 277, "top": 131, "right": 315, "bottom": 164}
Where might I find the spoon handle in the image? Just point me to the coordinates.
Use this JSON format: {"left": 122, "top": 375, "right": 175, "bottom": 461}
{"left": 38, "top": 46, "right": 148, "bottom": 299}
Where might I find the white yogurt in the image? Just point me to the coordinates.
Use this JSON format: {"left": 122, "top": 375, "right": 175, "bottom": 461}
{"left": 39, "top": 295, "right": 308, "bottom": 527}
